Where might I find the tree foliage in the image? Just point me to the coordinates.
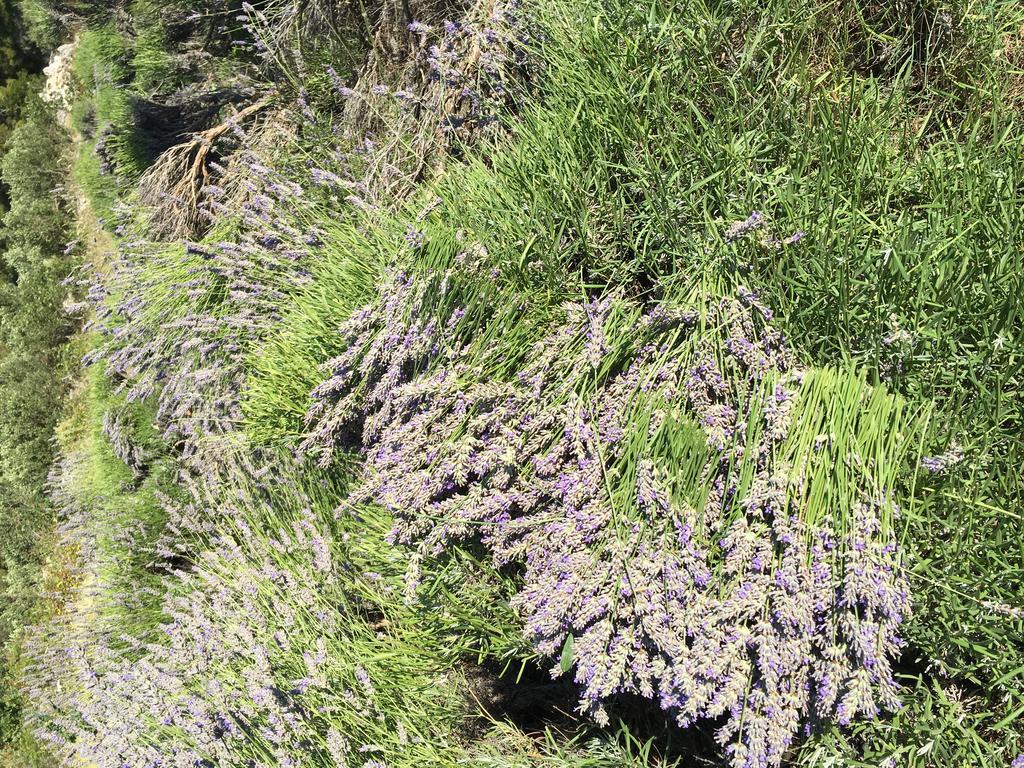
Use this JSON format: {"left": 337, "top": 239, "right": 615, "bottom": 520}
{"left": 0, "top": 88, "right": 73, "bottom": 758}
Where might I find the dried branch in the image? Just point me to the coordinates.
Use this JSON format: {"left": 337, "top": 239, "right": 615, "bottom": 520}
{"left": 138, "top": 94, "right": 276, "bottom": 240}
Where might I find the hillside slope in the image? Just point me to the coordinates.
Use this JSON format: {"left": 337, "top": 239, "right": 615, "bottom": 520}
{"left": 1, "top": 1, "right": 1022, "bottom": 767}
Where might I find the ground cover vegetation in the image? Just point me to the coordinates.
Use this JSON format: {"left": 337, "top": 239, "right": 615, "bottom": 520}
{"left": 0, "top": 0, "right": 1022, "bottom": 766}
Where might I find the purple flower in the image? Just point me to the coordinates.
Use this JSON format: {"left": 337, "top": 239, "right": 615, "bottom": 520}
{"left": 404, "top": 227, "right": 425, "bottom": 249}
{"left": 724, "top": 211, "right": 765, "bottom": 243}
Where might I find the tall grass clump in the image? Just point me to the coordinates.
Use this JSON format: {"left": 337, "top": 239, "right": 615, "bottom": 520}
{"left": 67, "top": 22, "right": 148, "bottom": 224}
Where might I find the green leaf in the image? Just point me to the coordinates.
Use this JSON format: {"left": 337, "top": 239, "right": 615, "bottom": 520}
{"left": 559, "top": 633, "right": 575, "bottom": 675}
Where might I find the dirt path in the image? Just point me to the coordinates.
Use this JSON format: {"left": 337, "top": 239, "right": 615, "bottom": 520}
{"left": 38, "top": 41, "right": 111, "bottom": 764}
{"left": 43, "top": 35, "right": 117, "bottom": 277}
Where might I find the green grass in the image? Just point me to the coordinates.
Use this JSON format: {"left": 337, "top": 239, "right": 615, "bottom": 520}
{"left": 11, "top": 0, "right": 67, "bottom": 52}
{"left": 242, "top": 214, "right": 405, "bottom": 443}
{"left": 7, "top": 361, "right": 175, "bottom": 709}
{"left": 128, "top": 0, "right": 187, "bottom": 94}
{"left": 799, "top": 674, "right": 1024, "bottom": 767}
{"left": 71, "top": 23, "right": 150, "bottom": 185}
{"left": 70, "top": 136, "right": 120, "bottom": 224}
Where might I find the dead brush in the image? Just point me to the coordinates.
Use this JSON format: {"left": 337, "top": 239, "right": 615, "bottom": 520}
{"left": 1005, "top": 21, "right": 1024, "bottom": 110}
{"left": 137, "top": 94, "right": 276, "bottom": 240}
{"left": 328, "top": 0, "right": 528, "bottom": 209}
{"left": 211, "top": 105, "right": 299, "bottom": 218}
{"left": 240, "top": 0, "right": 369, "bottom": 80}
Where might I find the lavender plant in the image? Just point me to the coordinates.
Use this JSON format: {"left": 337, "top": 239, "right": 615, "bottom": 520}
{"left": 301, "top": 242, "right": 920, "bottom": 766}
{"left": 84, "top": 138, "right": 326, "bottom": 464}
{"left": 100, "top": 404, "right": 150, "bottom": 477}
{"left": 26, "top": 446, "right": 468, "bottom": 768}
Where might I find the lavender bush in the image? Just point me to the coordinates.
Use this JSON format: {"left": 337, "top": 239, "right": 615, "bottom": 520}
{"left": 301, "top": 234, "right": 919, "bottom": 765}
{"left": 83, "top": 139, "right": 327, "bottom": 464}
{"left": 26, "top": 446, "right": 473, "bottom": 768}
